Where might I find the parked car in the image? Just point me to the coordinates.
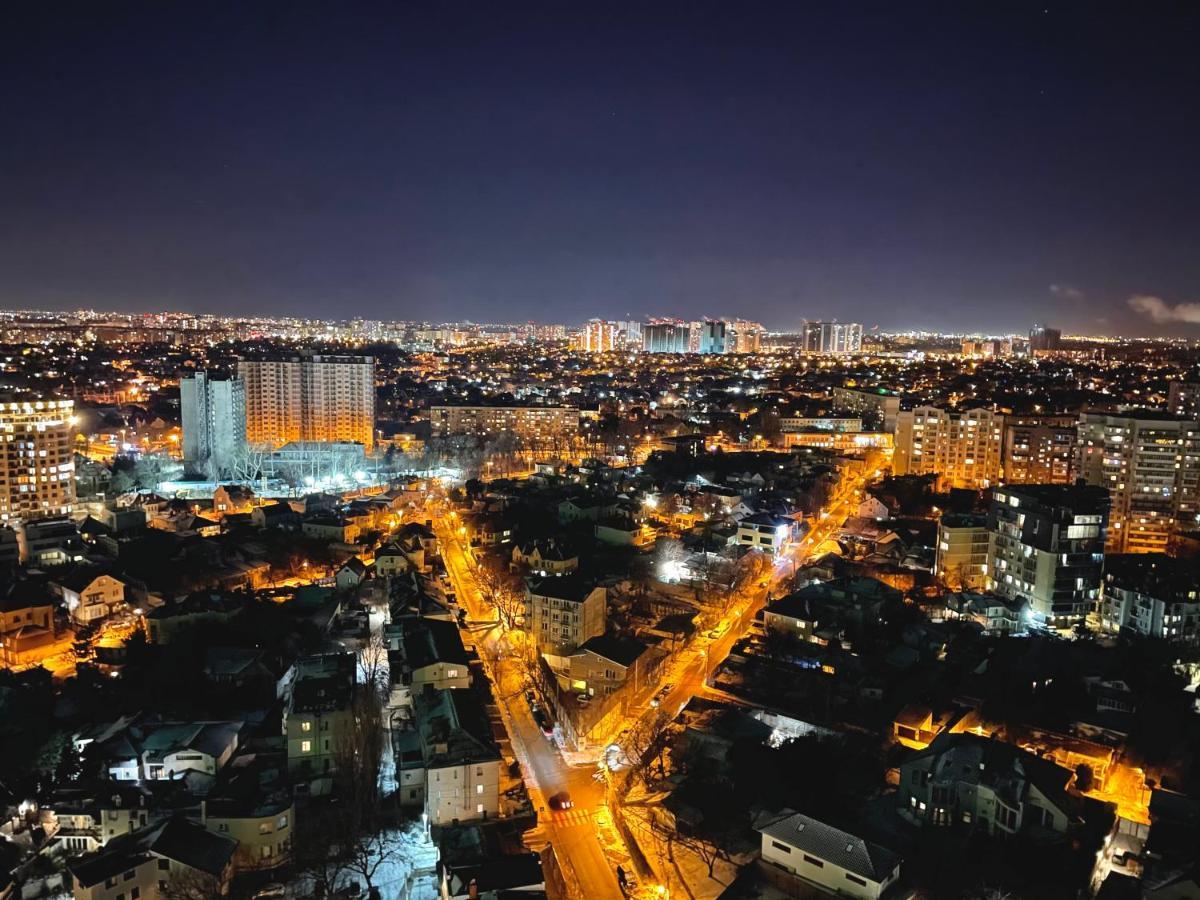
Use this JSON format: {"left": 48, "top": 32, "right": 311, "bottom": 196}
{"left": 549, "top": 791, "right": 573, "bottom": 810}
{"left": 650, "top": 684, "right": 674, "bottom": 708}
{"left": 533, "top": 708, "right": 554, "bottom": 737}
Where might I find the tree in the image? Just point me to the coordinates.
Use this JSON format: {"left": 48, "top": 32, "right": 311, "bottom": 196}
{"left": 159, "top": 868, "right": 223, "bottom": 900}
{"left": 474, "top": 558, "right": 526, "bottom": 633}
{"left": 621, "top": 708, "right": 674, "bottom": 793}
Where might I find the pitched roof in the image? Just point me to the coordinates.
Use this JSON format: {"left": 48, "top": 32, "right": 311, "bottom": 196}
{"left": 400, "top": 618, "right": 469, "bottom": 670}
{"left": 758, "top": 812, "right": 901, "bottom": 883}
{"left": 575, "top": 635, "right": 646, "bottom": 668}
{"left": 528, "top": 575, "right": 598, "bottom": 603}
{"left": 69, "top": 815, "right": 236, "bottom": 887}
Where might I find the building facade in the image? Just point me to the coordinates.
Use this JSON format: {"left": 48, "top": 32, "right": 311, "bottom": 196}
{"left": 238, "top": 355, "right": 375, "bottom": 449}
{"left": 935, "top": 513, "right": 988, "bottom": 591}
{"left": 1002, "top": 415, "right": 1076, "bottom": 484}
{"left": 642, "top": 323, "right": 692, "bottom": 353}
{"left": 525, "top": 576, "right": 606, "bottom": 655}
{"left": 803, "top": 321, "right": 863, "bottom": 354}
{"left": 0, "top": 398, "right": 76, "bottom": 523}
{"left": 429, "top": 405, "right": 580, "bottom": 441}
{"left": 1100, "top": 554, "right": 1200, "bottom": 644}
{"left": 832, "top": 387, "right": 901, "bottom": 432}
{"left": 1076, "top": 412, "right": 1200, "bottom": 553}
{"left": 893, "top": 407, "right": 1004, "bottom": 489}
{"left": 180, "top": 371, "right": 247, "bottom": 478}
{"left": 986, "top": 483, "right": 1110, "bottom": 628}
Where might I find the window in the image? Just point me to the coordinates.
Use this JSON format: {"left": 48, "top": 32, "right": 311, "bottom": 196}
{"left": 477, "top": 784, "right": 484, "bottom": 794}
{"left": 278, "top": 814, "right": 289, "bottom": 829}
{"left": 131, "top": 889, "right": 140, "bottom": 900}
{"left": 157, "top": 859, "right": 170, "bottom": 871}
{"left": 301, "top": 740, "right": 312, "bottom": 753}
{"left": 301, "top": 721, "right": 312, "bottom": 732}
{"left": 802, "top": 854, "right": 825, "bottom": 868}
{"left": 124, "top": 870, "right": 136, "bottom": 881}
{"left": 259, "top": 822, "right": 272, "bottom": 834}
{"left": 770, "top": 841, "right": 791, "bottom": 854}
{"left": 477, "top": 803, "right": 484, "bottom": 813}
{"left": 217, "top": 823, "right": 229, "bottom": 832}
{"left": 845, "top": 873, "right": 868, "bottom": 887}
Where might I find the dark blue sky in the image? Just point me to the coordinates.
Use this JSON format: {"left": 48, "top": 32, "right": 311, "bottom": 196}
{"left": 2, "top": 2, "right": 1198, "bottom": 333}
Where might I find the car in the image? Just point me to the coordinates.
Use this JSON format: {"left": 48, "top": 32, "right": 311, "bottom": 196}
{"left": 548, "top": 791, "right": 574, "bottom": 810}
{"left": 649, "top": 683, "right": 674, "bottom": 708}
{"left": 533, "top": 708, "right": 554, "bottom": 737}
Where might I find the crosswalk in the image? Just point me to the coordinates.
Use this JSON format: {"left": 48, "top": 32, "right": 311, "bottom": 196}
{"left": 548, "top": 808, "right": 592, "bottom": 826}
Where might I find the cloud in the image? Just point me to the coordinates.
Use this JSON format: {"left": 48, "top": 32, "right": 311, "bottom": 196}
{"left": 1049, "top": 283, "right": 1085, "bottom": 301}
{"left": 1127, "top": 294, "right": 1200, "bottom": 324}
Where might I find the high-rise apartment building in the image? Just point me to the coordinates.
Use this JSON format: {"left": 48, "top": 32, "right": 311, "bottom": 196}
{"left": 893, "top": 406, "right": 1004, "bottom": 489}
{"left": 238, "top": 355, "right": 375, "bottom": 449}
{"left": 730, "top": 320, "right": 765, "bottom": 353}
{"left": 0, "top": 398, "right": 76, "bottom": 523}
{"left": 1075, "top": 412, "right": 1200, "bottom": 553}
{"left": 1168, "top": 381, "right": 1200, "bottom": 418}
{"left": 180, "top": 371, "right": 246, "bottom": 478}
{"left": 935, "top": 513, "right": 989, "bottom": 590}
{"left": 987, "top": 483, "right": 1110, "bottom": 628}
{"left": 1002, "top": 415, "right": 1076, "bottom": 485}
{"left": 643, "top": 323, "right": 691, "bottom": 353}
{"left": 581, "top": 319, "right": 617, "bottom": 353}
{"left": 698, "top": 320, "right": 730, "bottom": 354}
{"left": 833, "top": 387, "right": 901, "bottom": 432}
{"left": 1028, "top": 325, "right": 1062, "bottom": 353}
{"left": 803, "top": 321, "right": 863, "bottom": 354}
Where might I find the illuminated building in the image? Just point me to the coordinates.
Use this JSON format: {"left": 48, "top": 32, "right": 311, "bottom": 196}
{"left": 1100, "top": 553, "right": 1200, "bottom": 644}
{"left": 987, "top": 483, "right": 1110, "bottom": 627}
{"left": 0, "top": 398, "right": 76, "bottom": 523}
{"left": 581, "top": 319, "right": 617, "bottom": 353}
{"left": 1168, "top": 381, "right": 1200, "bottom": 418}
{"left": 833, "top": 387, "right": 901, "bottom": 432}
{"left": 1075, "top": 411, "right": 1200, "bottom": 553}
{"left": 935, "top": 513, "right": 988, "bottom": 590}
{"left": 803, "top": 321, "right": 862, "bottom": 354}
{"left": 525, "top": 575, "right": 606, "bottom": 654}
{"left": 428, "top": 405, "right": 580, "bottom": 440}
{"left": 698, "top": 320, "right": 730, "bottom": 354}
{"left": 1002, "top": 415, "right": 1076, "bottom": 484}
{"left": 730, "top": 320, "right": 765, "bottom": 353}
{"left": 642, "top": 322, "right": 691, "bottom": 353}
{"left": 180, "top": 371, "right": 246, "bottom": 477}
{"left": 1029, "top": 324, "right": 1062, "bottom": 353}
{"left": 238, "top": 355, "right": 375, "bottom": 449}
{"left": 893, "top": 406, "right": 1004, "bottom": 489}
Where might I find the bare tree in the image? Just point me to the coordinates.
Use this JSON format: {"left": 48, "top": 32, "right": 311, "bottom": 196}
{"left": 474, "top": 558, "right": 526, "bottom": 632}
{"left": 159, "top": 868, "right": 223, "bottom": 900}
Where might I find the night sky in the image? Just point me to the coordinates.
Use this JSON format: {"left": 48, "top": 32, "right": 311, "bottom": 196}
{"left": 2, "top": 2, "right": 1198, "bottom": 334}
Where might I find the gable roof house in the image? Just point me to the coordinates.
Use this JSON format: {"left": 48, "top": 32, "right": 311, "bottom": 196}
{"left": 757, "top": 811, "right": 902, "bottom": 900}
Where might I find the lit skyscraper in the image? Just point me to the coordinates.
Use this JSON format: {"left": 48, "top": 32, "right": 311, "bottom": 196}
{"left": 180, "top": 371, "right": 247, "bottom": 478}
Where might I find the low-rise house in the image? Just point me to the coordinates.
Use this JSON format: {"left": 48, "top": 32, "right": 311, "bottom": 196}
{"left": 17, "top": 516, "right": 85, "bottom": 566}
{"left": 944, "top": 591, "right": 1025, "bottom": 635}
{"left": 737, "top": 512, "right": 800, "bottom": 557}
{"left": 376, "top": 535, "right": 428, "bottom": 576}
{"left": 557, "top": 496, "right": 617, "bottom": 524}
{"left": 301, "top": 515, "right": 361, "bottom": 545}
{"left": 335, "top": 558, "right": 369, "bottom": 592}
{"left": 764, "top": 577, "right": 901, "bottom": 641}
{"left": 525, "top": 575, "right": 606, "bottom": 655}
{"left": 67, "top": 815, "right": 236, "bottom": 900}
{"left": 0, "top": 577, "right": 59, "bottom": 666}
{"left": 566, "top": 635, "right": 654, "bottom": 699}
{"left": 386, "top": 617, "right": 472, "bottom": 708}
{"left": 511, "top": 539, "right": 578, "bottom": 575}
{"left": 396, "top": 687, "right": 501, "bottom": 825}
{"left": 201, "top": 757, "right": 294, "bottom": 873}
{"left": 439, "top": 853, "right": 545, "bottom": 900}
{"left": 54, "top": 566, "right": 128, "bottom": 626}
{"left": 284, "top": 653, "right": 356, "bottom": 790}
{"left": 211, "top": 485, "right": 255, "bottom": 516}
{"left": 898, "top": 733, "right": 1079, "bottom": 836}
{"left": 43, "top": 784, "right": 155, "bottom": 854}
{"left": 251, "top": 501, "right": 300, "bottom": 531}
{"left": 143, "top": 593, "right": 243, "bottom": 644}
{"left": 99, "top": 721, "right": 243, "bottom": 783}
{"left": 757, "top": 811, "right": 902, "bottom": 900}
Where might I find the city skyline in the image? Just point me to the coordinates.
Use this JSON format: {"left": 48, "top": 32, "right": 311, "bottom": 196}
{"left": 3, "top": 3, "right": 1199, "bottom": 335}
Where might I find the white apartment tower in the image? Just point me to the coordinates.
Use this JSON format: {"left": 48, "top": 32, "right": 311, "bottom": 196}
{"left": 238, "top": 355, "right": 375, "bottom": 449}
{"left": 180, "top": 371, "right": 247, "bottom": 478}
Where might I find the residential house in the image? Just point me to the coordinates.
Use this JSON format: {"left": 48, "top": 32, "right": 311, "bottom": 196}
{"left": 98, "top": 720, "right": 243, "bottom": 783}
{"left": 737, "top": 512, "right": 800, "bottom": 557}
{"left": 566, "top": 635, "right": 654, "bottom": 699}
{"left": 284, "top": 653, "right": 356, "bottom": 791}
{"left": 0, "top": 577, "right": 59, "bottom": 666}
{"left": 201, "top": 757, "right": 294, "bottom": 873}
{"left": 335, "top": 558, "right": 369, "bottom": 592}
{"left": 301, "top": 515, "right": 360, "bottom": 545}
{"left": 142, "top": 593, "right": 243, "bottom": 645}
{"left": 385, "top": 617, "right": 472, "bottom": 708}
{"left": 438, "top": 853, "right": 545, "bottom": 900}
{"left": 764, "top": 577, "right": 901, "bottom": 643}
{"left": 395, "top": 687, "right": 501, "bottom": 825}
{"left": 54, "top": 566, "right": 128, "bottom": 627}
{"left": 1100, "top": 554, "right": 1200, "bottom": 644}
{"left": 67, "top": 815, "right": 236, "bottom": 900}
{"left": 757, "top": 811, "right": 902, "bottom": 900}
{"left": 525, "top": 575, "right": 606, "bottom": 655}
{"left": 511, "top": 539, "right": 578, "bottom": 576}
{"left": 250, "top": 501, "right": 299, "bottom": 531}
{"left": 557, "top": 497, "right": 617, "bottom": 524}
{"left": 211, "top": 485, "right": 255, "bottom": 516}
{"left": 898, "top": 733, "right": 1079, "bottom": 835}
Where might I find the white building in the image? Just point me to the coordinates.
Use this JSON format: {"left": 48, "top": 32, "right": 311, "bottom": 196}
{"left": 0, "top": 398, "right": 76, "bottom": 523}
{"left": 757, "top": 811, "right": 901, "bottom": 900}
{"left": 180, "top": 371, "right": 247, "bottom": 478}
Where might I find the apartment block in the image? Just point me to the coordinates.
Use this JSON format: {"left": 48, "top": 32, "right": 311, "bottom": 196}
{"left": 1002, "top": 415, "right": 1076, "bottom": 484}
{"left": 986, "top": 483, "right": 1110, "bottom": 628}
{"left": 0, "top": 398, "right": 76, "bottom": 523}
{"left": 525, "top": 575, "right": 606, "bottom": 655}
{"left": 238, "top": 355, "right": 375, "bottom": 449}
{"left": 1100, "top": 553, "right": 1200, "bottom": 644}
{"left": 935, "top": 513, "right": 988, "bottom": 591}
{"left": 1075, "top": 411, "right": 1200, "bottom": 553}
{"left": 893, "top": 407, "right": 1004, "bottom": 489}
{"left": 180, "top": 371, "right": 246, "bottom": 477}
{"left": 429, "top": 405, "right": 580, "bottom": 441}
